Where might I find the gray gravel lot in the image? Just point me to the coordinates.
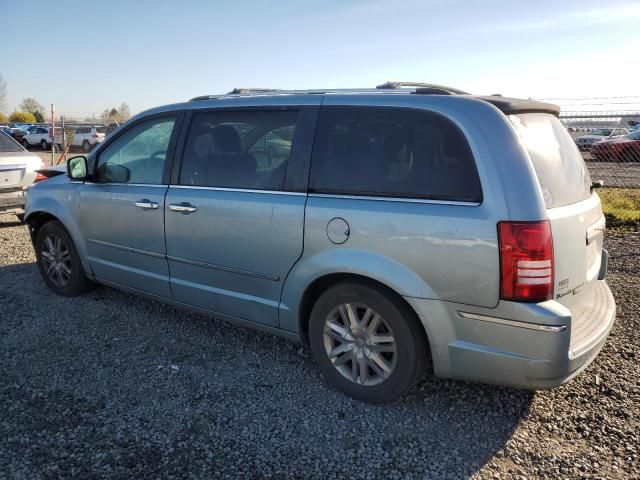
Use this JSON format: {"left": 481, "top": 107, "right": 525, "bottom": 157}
{"left": 0, "top": 215, "right": 638, "bottom": 479}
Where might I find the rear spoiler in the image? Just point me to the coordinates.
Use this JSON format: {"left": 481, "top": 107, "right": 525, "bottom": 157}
{"left": 477, "top": 96, "right": 560, "bottom": 116}
{"left": 35, "top": 164, "right": 66, "bottom": 179}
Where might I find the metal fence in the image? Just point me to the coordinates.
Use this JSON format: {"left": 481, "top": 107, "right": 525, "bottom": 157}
{"left": 559, "top": 111, "right": 640, "bottom": 189}
{"left": 10, "top": 103, "right": 640, "bottom": 191}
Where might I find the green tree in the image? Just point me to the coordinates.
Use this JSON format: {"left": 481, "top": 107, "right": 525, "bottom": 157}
{"left": 33, "top": 111, "right": 45, "bottom": 123}
{"left": 9, "top": 111, "right": 36, "bottom": 123}
{"left": 0, "top": 112, "right": 8, "bottom": 123}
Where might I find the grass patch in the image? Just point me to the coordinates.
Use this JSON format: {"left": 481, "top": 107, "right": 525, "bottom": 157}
{"left": 598, "top": 188, "right": 640, "bottom": 230}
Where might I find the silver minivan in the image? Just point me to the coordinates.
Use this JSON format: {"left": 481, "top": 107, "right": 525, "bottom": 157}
{"left": 25, "top": 83, "right": 615, "bottom": 402}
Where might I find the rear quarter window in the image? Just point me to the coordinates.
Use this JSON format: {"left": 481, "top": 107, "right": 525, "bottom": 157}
{"left": 509, "top": 113, "right": 591, "bottom": 208}
{"left": 0, "top": 133, "right": 24, "bottom": 152}
{"left": 310, "top": 106, "right": 482, "bottom": 202}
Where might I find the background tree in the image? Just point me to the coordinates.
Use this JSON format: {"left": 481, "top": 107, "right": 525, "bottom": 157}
{"left": 9, "top": 111, "right": 36, "bottom": 123}
{"left": 0, "top": 75, "right": 7, "bottom": 114}
{"left": 100, "top": 102, "right": 131, "bottom": 125}
{"left": 20, "top": 98, "right": 45, "bottom": 121}
{"left": 0, "top": 112, "right": 8, "bottom": 123}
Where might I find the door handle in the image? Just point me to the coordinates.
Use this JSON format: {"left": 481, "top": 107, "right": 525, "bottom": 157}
{"left": 169, "top": 202, "right": 197, "bottom": 213}
{"left": 134, "top": 199, "right": 159, "bottom": 209}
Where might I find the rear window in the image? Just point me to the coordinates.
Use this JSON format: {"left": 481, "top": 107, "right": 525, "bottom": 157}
{"left": 509, "top": 113, "right": 591, "bottom": 208}
{"left": 310, "top": 106, "right": 482, "bottom": 202}
{"left": 0, "top": 132, "right": 24, "bottom": 152}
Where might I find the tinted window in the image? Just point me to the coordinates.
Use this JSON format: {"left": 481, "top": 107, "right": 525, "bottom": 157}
{"left": 310, "top": 106, "right": 482, "bottom": 202}
{"left": 510, "top": 113, "right": 591, "bottom": 208}
{"left": 179, "top": 109, "right": 299, "bottom": 190}
{"left": 96, "top": 116, "right": 176, "bottom": 184}
{"left": 0, "top": 132, "right": 24, "bottom": 152}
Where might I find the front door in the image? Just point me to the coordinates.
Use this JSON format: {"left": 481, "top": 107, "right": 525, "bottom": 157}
{"left": 164, "top": 106, "right": 318, "bottom": 326}
{"left": 78, "top": 114, "right": 181, "bottom": 298}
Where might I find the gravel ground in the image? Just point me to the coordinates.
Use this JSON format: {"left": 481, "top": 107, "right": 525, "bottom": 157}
{"left": 0, "top": 215, "right": 638, "bottom": 479}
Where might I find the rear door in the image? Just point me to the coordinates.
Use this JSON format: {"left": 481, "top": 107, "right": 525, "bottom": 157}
{"left": 77, "top": 113, "right": 183, "bottom": 298}
{"left": 509, "top": 113, "right": 603, "bottom": 316}
{"left": 165, "top": 105, "right": 319, "bottom": 326}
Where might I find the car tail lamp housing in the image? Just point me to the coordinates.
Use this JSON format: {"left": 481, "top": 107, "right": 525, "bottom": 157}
{"left": 498, "top": 221, "right": 554, "bottom": 302}
{"left": 34, "top": 159, "right": 47, "bottom": 182}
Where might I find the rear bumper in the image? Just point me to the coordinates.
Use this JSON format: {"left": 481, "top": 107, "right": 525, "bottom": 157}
{"left": 406, "top": 280, "right": 615, "bottom": 389}
{"left": 0, "top": 189, "right": 26, "bottom": 214}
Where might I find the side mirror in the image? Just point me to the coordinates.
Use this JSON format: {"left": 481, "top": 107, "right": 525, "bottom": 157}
{"left": 98, "top": 163, "right": 131, "bottom": 183}
{"left": 67, "top": 155, "right": 88, "bottom": 180}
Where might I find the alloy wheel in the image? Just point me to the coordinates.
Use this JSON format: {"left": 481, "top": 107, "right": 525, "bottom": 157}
{"left": 322, "top": 302, "right": 398, "bottom": 386}
{"left": 40, "top": 234, "right": 72, "bottom": 287}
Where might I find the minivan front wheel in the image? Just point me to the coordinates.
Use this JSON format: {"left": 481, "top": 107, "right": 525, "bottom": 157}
{"left": 309, "top": 282, "right": 427, "bottom": 403}
{"left": 35, "top": 221, "right": 92, "bottom": 296}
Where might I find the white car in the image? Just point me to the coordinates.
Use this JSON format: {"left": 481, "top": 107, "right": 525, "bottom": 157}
{"left": 0, "top": 132, "right": 43, "bottom": 220}
{"left": 21, "top": 126, "right": 54, "bottom": 150}
{"left": 64, "top": 125, "right": 107, "bottom": 152}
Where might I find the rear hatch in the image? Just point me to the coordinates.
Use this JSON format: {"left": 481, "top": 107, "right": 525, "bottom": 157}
{"left": 509, "top": 113, "right": 604, "bottom": 318}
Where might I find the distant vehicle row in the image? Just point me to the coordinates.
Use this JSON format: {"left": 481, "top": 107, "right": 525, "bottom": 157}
{"left": 0, "top": 124, "right": 108, "bottom": 151}
{"left": 589, "top": 129, "right": 640, "bottom": 162}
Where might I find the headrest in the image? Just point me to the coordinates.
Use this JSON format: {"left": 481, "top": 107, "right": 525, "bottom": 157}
{"left": 211, "top": 125, "right": 241, "bottom": 153}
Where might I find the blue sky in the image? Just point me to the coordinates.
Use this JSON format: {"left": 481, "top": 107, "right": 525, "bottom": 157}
{"left": 1, "top": 0, "right": 639, "bottom": 117}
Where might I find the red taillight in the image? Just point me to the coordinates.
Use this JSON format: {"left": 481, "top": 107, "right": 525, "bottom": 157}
{"left": 92, "top": 133, "right": 98, "bottom": 138}
{"left": 498, "top": 221, "right": 554, "bottom": 302}
{"left": 34, "top": 173, "right": 48, "bottom": 182}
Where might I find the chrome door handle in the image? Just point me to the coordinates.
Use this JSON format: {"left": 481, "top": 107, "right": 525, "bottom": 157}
{"left": 134, "top": 199, "right": 159, "bottom": 209}
{"left": 169, "top": 203, "right": 197, "bottom": 213}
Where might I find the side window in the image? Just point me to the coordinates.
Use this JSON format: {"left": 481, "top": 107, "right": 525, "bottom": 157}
{"left": 96, "top": 116, "right": 176, "bottom": 184}
{"left": 310, "top": 106, "right": 482, "bottom": 202}
{"left": 179, "top": 109, "right": 300, "bottom": 190}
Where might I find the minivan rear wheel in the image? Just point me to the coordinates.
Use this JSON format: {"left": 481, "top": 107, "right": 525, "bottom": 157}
{"left": 82, "top": 140, "right": 91, "bottom": 152}
{"left": 35, "top": 221, "right": 92, "bottom": 296}
{"left": 308, "top": 281, "right": 427, "bottom": 403}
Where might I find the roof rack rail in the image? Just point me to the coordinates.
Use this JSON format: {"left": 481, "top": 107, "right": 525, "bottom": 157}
{"left": 190, "top": 88, "right": 282, "bottom": 101}
{"left": 376, "top": 81, "right": 469, "bottom": 95}
{"left": 228, "top": 88, "right": 281, "bottom": 95}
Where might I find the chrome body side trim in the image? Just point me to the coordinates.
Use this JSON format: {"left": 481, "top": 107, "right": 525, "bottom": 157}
{"left": 87, "top": 238, "right": 165, "bottom": 259}
{"left": 167, "top": 255, "right": 280, "bottom": 281}
{"left": 170, "top": 185, "right": 306, "bottom": 196}
{"left": 309, "top": 193, "right": 480, "bottom": 206}
{"left": 457, "top": 311, "right": 568, "bottom": 332}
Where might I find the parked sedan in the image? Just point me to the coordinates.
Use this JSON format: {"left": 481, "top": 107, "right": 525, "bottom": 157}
{"left": 0, "top": 133, "right": 43, "bottom": 220}
{"left": 590, "top": 130, "right": 640, "bottom": 162}
{"left": 575, "top": 128, "right": 627, "bottom": 151}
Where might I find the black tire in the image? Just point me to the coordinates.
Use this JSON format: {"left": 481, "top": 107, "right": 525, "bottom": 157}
{"left": 308, "top": 281, "right": 428, "bottom": 403}
{"left": 82, "top": 140, "right": 91, "bottom": 152}
{"left": 35, "top": 220, "right": 92, "bottom": 296}
{"left": 41, "top": 139, "right": 49, "bottom": 150}
{"left": 21, "top": 139, "right": 29, "bottom": 149}
{"left": 16, "top": 213, "right": 25, "bottom": 223}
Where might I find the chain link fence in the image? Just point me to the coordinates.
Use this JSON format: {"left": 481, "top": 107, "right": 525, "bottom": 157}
{"left": 9, "top": 103, "right": 640, "bottom": 192}
{"left": 560, "top": 111, "right": 640, "bottom": 189}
